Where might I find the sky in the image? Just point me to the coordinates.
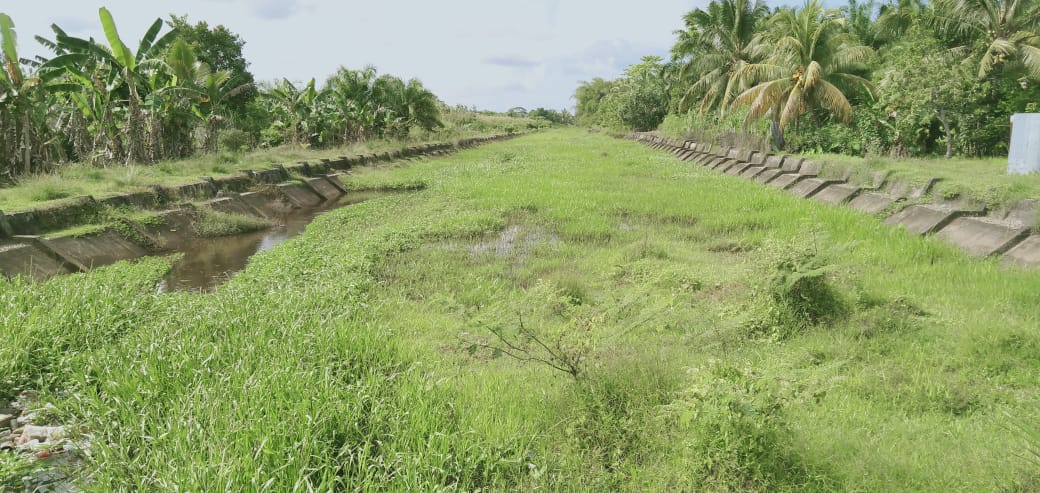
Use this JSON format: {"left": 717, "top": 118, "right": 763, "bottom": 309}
{"left": 4, "top": 1, "right": 721, "bottom": 111}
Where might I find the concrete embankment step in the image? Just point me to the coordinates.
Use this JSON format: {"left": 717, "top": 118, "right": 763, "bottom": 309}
{"left": 885, "top": 204, "right": 980, "bottom": 235}
{"left": 1004, "top": 235, "right": 1040, "bottom": 267}
{"left": 0, "top": 133, "right": 519, "bottom": 281}
{"left": 632, "top": 133, "right": 1040, "bottom": 268}
{"left": 935, "top": 216, "right": 1031, "bottom": 257}
{"left": 0, "top": 241, "right": 76, "bottom": 281}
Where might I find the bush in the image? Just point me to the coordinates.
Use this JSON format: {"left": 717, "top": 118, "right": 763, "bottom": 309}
{"left": 785, "top": 106, "right": 891, "bottom": 156}
{"left": 218, "top": 128, "right": 251, "bottom": 153}
{"left": 658, "top": 109, "right": 770, "bottom": 150}
{"left": 744, "top": 240, "right": 848, "bottom": 340}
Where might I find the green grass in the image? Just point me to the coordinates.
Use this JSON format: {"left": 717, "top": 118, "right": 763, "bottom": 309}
{"left": 812, "top": 152, "right": 1040, "bottom": 211}
{"left": 1, "top": 129, "right": 1038, "bottom": 490}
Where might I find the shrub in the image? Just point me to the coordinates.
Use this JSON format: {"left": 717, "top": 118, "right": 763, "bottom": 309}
{"left": 218, "top": 128, "right": 251, "bottom": 153}
{"left": 744, "top": 240, "right": 848, "bottom": 340}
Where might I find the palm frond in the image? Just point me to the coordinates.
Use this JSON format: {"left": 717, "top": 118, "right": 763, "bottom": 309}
{"left": 812, "top": 79, "right": 853, "bottom": 122}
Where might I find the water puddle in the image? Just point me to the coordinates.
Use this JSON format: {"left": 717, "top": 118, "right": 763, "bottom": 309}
{"left": 160, "top": 191, "right": 386, "bottom": 292}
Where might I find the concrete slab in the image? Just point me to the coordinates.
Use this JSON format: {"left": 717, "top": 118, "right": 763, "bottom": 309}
{"left": 741, "top": 166, "right": 767, "bottom": 179}
{"left": 327, "top": 157, "right": 353, "bottom": 170}
{"left": 0, "top": 211, "right": 12, "bottom": 238}
{"left": 42, "top": 229, "right": 148, "bottom": 271}
{"left": 679, "top": 150, "right": 698, "bottom": 161}
{"left": 748, "top": 152, "right": 766, "bottom": 166}
{"left": 813, "top": 184, "right": 861, "bottom": 205}
{"left": 694, "top": 153, "right": 716, "bottom": 166}
{"left": 276, "top": 183, "right": 323, "bottom": 208}
{"left": 0, "top": 241, "right": 75, "bottom": 281}
{"left": 848, "top": 192, "right": 898, "bottom": 214}
{"left": 252, "top": 168, "right": 290, "bottom": 184}
{"left": 768, "top": 173, "right": 805, "bottom": 190}
{"left": 144, "top": 209, "right": 197, "bottom": 250}
{"left": 169, "top": 181, "right": 217, "bottom": 201}
{"left": 238, "top": 191, "right": 292, "bottom": 218}
{"left": 96, "top": 190, "right": 163, "bottom": 210}
{"left": 205, "top": 196, "right": 264, "bottom": 218}
{"left": 788, "top": 178, "right": 840, "bottom": 198}
{"left": 1004, "top": 199, "right": 1038, "bottom": 227}
{"left": 764, "top": 155, "right": 784, "bottom": 168}
{"left": 756, "top": 168, "right": 785, "bottom": 184}
{"left": 885, "top": 204, "right": 973, "bottom": 235}
{"left": 712, "top": 158, "right": 737, "bottom": 171}
{"left": 935, "top": 216, "right": 1031, "bottom": 257}
{"left": 303, "top": 177, "right": 343, "bottom": 201}
{"left": 324, "top": 174, "right": 347, "bottom": 193}
{"left": 907, "top": 179, "right": 939, "bottom": 199}
{"left": 212, "top": 174, "right": 254, "bottom": 193}
{"left": 2, "top": 196, "right": 102, "bottom": 236}
{"left": 725, "top": 162, "right": 754, "bottom": 176}
{"left": 867, "top": 170, "right": 890, "bottom": 190}
{"left": 799, "top": 160, "right": 823, "bottom": 176}
{"left": 1003, "top": 235, "right": 1040, "bottom": 268}
{"left": 780, "top": 156, "right": 804, "bottom": 172}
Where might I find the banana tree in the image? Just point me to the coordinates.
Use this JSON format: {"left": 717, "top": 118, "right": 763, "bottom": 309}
{"left": 0, "top": 13, "right": 77, "bottom": 177}
{"left": 263, "top": 78, "right": 328, "bottom": 147}
{"left": 52, "top": 8, "right": 179, "bottom": 163}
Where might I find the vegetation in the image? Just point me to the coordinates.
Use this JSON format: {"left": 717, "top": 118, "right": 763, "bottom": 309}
{"left": 0, "top": 9, "right": 566, "bottom": 185}
{"left": 2, "top": 131, "right": 1038, "bottom": 489}
{"left": 575, "top": 0, "right": 1040, "bottom": 158}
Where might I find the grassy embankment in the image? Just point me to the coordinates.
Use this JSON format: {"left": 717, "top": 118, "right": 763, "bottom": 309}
{"left": 658, "top": 122, "right": 1040, "bottom": 214}
{"left": 1, "top": 128, "right": 1039, "bottom": 490}
{"left": 0, "top": 110, "right": 538, "bottom": 213}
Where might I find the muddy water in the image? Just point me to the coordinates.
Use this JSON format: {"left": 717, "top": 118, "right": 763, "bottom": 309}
{"left": 161, "top": 192, "right": 384, "bottom": 292}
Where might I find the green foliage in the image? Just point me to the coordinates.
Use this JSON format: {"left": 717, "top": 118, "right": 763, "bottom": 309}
{"left": 574, "top": 57, "right": 672, "bottom": 131}
{"left": 744, "top": 239, "right": 847, "bottom": 340}
{"left": 167, "top": 14, "right": 257, "bottom": 115}
{"left": 659, "top": 107, "right": 770, "bottom": 149}
{"left": 0, "top": 451, "right": 39, "bottom": 491}
{"left": 657, "top": 364, "right": 834, "bottom": 491}
{"left": 785, "top": 105, "right": 891, "bottom": 156}
{"left": 1, "top": 131, "right": 1039, "bottom": 489}
{"left": 623, "top": 0, "right": 1040, "bottom": 158}
{"left": 672, "top": 0, "right": 769, "bottom": 114}
{"left": 217, "top": 128, "right": 250, "bottom": 152}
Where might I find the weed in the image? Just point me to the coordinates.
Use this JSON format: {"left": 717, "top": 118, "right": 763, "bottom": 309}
{"left": 744, "top": 240, "right": 848, "bottom": 340}
{"left": 656, "top": 363, "right": 835, "bottom": 490}
{"left": 0, "top": 452, "right": 40, "bottom": 491}
{"left": 464, "top": 280, "right": 602, "bottom": 379}
{"left": 191, "top": 209, "right": 271, "bottom": 237}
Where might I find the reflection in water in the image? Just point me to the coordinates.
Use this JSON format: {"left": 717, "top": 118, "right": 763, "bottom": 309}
{"left": 162, "top": 192, "right": 381, "bottom": 292}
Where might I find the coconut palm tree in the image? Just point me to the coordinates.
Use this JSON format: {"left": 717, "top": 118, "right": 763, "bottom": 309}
{"left": 671, "top": 0, "right": 769, "bottom": 114}
{"left": 731, "top": 0, "right": 875, "bottom": 147}
{"left": 875, "top": 0, "right": 928, "bottom": 41}
{"left": 931, "top": 0, "right": 1040, "bottom": 80}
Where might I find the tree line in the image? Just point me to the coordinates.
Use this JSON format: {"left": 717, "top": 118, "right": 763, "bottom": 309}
{"left": 0, "top": 9, "right": 445, "bottom": 181}
{"left": 574, "top": 0, "right": 1040, "bottom": 158}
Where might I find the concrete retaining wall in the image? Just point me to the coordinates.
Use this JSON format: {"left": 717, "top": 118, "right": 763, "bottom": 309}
{"left": 0, "top": 133, "right": 517, "bottom": 239}
{"left": 632, "top": 133, "right": 1040, "bottom": 269}
{"left": 0, "top": 133, "right": 518, "bottom": 281}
